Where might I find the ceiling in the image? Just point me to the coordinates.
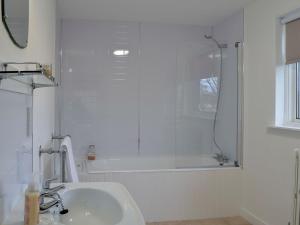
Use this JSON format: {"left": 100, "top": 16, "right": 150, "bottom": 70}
{"left": 58, "top": 0, "right": 254, "bottom": 26}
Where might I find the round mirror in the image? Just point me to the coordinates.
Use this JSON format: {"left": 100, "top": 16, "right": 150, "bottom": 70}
{"left": 1, "top": 0, "right": 29, "bottom": 48}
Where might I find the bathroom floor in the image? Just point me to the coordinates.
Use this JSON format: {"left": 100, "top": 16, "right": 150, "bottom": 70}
{"left": 147, "top": 217, "right": 251, "bottom": 225}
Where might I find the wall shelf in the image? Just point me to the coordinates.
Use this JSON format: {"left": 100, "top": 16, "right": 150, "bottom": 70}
{"left": 0, "top": 62, "right": 58, "bottom": 90}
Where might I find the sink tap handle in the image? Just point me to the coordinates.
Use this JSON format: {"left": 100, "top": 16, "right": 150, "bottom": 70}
{"left": 43, "top": 177, "right": 58, "bottom": 189}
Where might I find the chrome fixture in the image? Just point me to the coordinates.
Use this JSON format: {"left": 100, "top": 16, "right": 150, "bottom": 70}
{"left": 51, "top": 135, "right": 71, "bottom": 182}
{"left": 213, "top": 153, "right": 229, "bottom": 166}
{"left": 204, "top": 35, "right": 228, "bottom": 49}
{"left": 40, "top": 178, "right": 68, "bottom": 215}
{"left": 43, "top": 177, "right": 65, "bottom": 193}
{"left": 52, "top": 134, "right": 71, "bottom": 140}
{"left": 39, "top": 146, "right": 67, "bottom": 183}
{"left": 292, "top": 149, "right": 300, "bottom": 225}
{"left": 39, "top": 147, "right": 61, "bottom": 155}
{"left": 204, "top": 34, "right": 228, "bottom": 162}
{"left": 236, "top": 41, "right": 244, "bottom": 168}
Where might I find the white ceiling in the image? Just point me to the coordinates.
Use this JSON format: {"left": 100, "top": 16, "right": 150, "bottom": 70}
{"left": 58, "top": 0, "right": 254, "bottom": 26}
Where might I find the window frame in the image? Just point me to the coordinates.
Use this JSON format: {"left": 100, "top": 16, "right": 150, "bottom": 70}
{"left": 296, "top": 63, "right": 300, "bottom": 119}
{"left": 284, "top": 62, "right": 300, "bottom": 125}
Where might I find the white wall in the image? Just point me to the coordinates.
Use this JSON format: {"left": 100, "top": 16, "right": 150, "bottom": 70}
{"left": 0, "top": 91, "right": 32, "bottom": 223}
{"left": 242, "top": 1, "right": 300, "bottom": 225}
{"left": 0, "top": 0, "right": 57, "bottom": 222}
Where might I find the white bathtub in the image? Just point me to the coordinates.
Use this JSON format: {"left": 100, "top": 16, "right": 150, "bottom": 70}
{"left": 78, "top": 156, "right": 241, "bottom": 222}
{"left": 85, "top": 155, "right": 235, "bottom": 173}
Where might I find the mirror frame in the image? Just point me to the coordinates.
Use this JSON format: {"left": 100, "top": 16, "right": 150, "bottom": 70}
{"left": 1, "top": 0, "right": 28, "bottom": 49}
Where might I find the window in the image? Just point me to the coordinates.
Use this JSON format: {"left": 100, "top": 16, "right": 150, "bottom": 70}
{"left": 276, "top": 15, "right": 300, "bottom": 128}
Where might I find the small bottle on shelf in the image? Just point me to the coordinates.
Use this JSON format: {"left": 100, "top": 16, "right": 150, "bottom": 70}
{"left": 87, "top": 145, "right": 96, "bottom": 161}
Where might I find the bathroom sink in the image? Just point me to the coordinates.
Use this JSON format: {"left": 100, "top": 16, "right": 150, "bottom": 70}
{"left": 60, "top": 188, "right": 122, "bottom": 225}
{"left": 48, "top": 182, "right": 145, "bottom": 225}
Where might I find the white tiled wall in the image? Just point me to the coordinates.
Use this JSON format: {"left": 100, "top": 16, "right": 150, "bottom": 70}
{"left": 139, "top": 23, "right": 212, "bottom": 157}
{"left": 60, "top": 20, "right": 216, "bottom": 159}
{"left": 59, "top": 13, "right": 243, "bottom": 163}
{"left": 61, "top": 21, "right": 140, "bottom": 158}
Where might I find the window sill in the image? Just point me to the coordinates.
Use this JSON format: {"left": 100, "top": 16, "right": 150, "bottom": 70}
{"left": 269, "top": 124, "right": 300, "bottom": 132}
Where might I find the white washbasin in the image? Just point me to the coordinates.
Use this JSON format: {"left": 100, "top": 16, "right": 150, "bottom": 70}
{"left": 42, "top": 182, "right": 145, "bottom": 225}
{"left": 60, "top": 188, "right": 123, "bottom": 225}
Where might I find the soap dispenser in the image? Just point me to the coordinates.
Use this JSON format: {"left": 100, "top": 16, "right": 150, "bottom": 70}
{"left": 24, "top": 174, "right": 40, "bottom": 225}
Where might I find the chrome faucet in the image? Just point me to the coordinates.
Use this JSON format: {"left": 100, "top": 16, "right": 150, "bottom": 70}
{"left": 42, "top": 177, "right": 65, "bottom": 194}
{"left": 40, "top": 178, "right": 68, "bottom": 214}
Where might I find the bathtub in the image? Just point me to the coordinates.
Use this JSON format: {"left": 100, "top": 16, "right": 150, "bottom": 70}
{"left": 78, "top": 155, "right": 241, "bottom": 222}
{"left": 85, "top": 155, "right": 235, "bottom": 173}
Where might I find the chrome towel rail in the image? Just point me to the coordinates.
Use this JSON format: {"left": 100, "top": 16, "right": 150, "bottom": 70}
{"left": 39, "top": 147, "right": 60, "bottom": 155}
{"left": 292, "top": 149, "right": 300, "bottom": 225}
{"left": 39, "top": 146, "right": 67, "bottom": 183}
{"left": 52, "top": 135, "right": 71, "bottom": 140}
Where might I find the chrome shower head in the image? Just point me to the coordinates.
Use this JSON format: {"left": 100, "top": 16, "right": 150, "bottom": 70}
{"left": 204, "top": 35, "right": 227, "bottom": 49}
